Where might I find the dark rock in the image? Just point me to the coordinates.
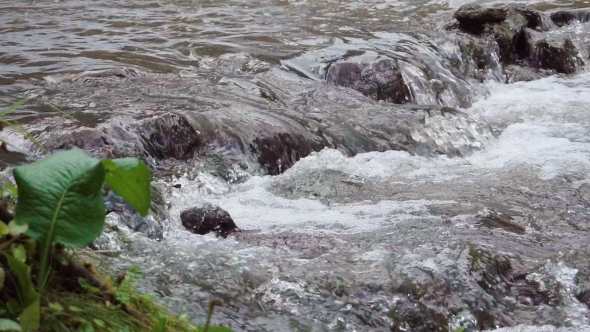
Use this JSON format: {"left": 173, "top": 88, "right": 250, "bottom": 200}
{"left": 454, "top": 4, "right": 507, "bottom": 34}
{"left": 249, "top": 133, "right": 314, "bottom": 176}
{"left": 53, "top": 128, "right": 114, "bottom": 153}
{"left": 180, "top": 204, "right": 238, "bottom": 238}
{"left": 550, "top": 9, "right": 590, "bottom": 27}
{"left": 526, "top": 30, "right": 583, "bottom": 74}
{"left": 326, "top": 59, "right": 412, "bottom": 104}
{"left": 452, "top": 4, "right": 584, "bottom": 75}
{"left": 576, "top": 289, "right": 590, "bottom": 308}
{"left": 135, "top": 112, "right": 202, "bottom": 160}
{"left": 477, "top": 210, "right": 526, "bottom": 234}
{"left": 104, "top": 185, "right": 165, "bottom": 240}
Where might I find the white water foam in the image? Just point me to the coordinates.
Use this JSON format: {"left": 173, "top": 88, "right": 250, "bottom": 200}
{"left": 163, "top": 72, "right": 590, "bottom": 238}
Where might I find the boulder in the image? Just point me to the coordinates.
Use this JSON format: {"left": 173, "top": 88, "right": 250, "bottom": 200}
{"left": 326, "top": 59, "right": 412, "bottom": 104}
{"left": 249, "top": 132, "right": 315, "bottom": 176}
{"left": 550, "top": 9, "right": 590, "bottom": 27}
{"left": 180, "top": 204, "right": 238, "bottom": 238}
{"left": 52, "top": 128, "right": 114, "bottom": 155}
{"left": 526, "top": 30, "right": 583, "bottom": 74}
{"left": 453, "top": 5, "right": 583, "bottom": 74}
{"left": 134, "top": 112, "right": 202, "bottom": 160}
{"left": 454, "top": 4, "right": 507, "bottom": 34}
{"left": 104, "top": 186, "right": 165, "bottom": 240}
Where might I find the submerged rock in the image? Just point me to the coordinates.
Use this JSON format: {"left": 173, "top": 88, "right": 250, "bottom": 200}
{"left": 326, "top": 59, "right": 412, "bottom": 104}
{"left": 34, "top": 71, "right": 494, "bottom": 176}
{"left": 503, "top": 64, "right": 552, "bottom": 83}
{"left": 180, "top": 204, "right": 238, "bottom": 238}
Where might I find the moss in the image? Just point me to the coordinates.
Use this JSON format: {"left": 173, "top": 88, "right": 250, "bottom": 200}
{"left": 0, "top": 241, "right": 195, "bottom": 332}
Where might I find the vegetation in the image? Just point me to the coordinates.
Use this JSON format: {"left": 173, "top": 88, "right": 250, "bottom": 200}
{"left": 0, "top": 102, "right": 233, "bottom": 331}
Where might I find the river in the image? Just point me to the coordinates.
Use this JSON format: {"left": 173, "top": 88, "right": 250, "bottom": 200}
{"left": 1, "top": 0, "right": 590, "bottom": 331}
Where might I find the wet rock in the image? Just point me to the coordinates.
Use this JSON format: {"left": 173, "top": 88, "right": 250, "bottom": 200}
{"left": 104, "top": 185, "right": 165, "bottom": 240}
{"left": 64, "top": 68, "right": 142, "bottom": 85}
{"left": 469, "top": 248, "right": 560, "bottom": 308}
{"left": 249, "top": 133, "right": 314, "bottom": 176}
{"left": 452, "top": 5, "right": 583, "bottom": 75}
{"left": 550, "top": 9, "right": 590, "bottom": 27}
{"left": 454, "top": 4, "right": 507, "bottom": 34}
{"left": 503, "top": 64, "right": 552, "bottom": 83}
{"left": 526, "top": 31, "right": 583, "bottom": 74}
{"left": 36, "top": 70, "right": 495, "bottom": 176}
{"left": 52, "top": 127, "right": 114, "bottom": 155}
{"left": 180, "top": 204, "right": 238, "bottom": 238}
{"left": 576, "top": 289, "right": 590, "bottom": 308}
{"left": 477, "top": 210, "right": 526, "bottom": 234}
{"left": 134, "top": 112, "right": 202, "bottom": 160}
{"left": 326, "top": 59, "right": 412, "bottom": 104}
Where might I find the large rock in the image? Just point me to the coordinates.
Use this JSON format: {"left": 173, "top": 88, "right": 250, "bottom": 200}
{"left": 103, "top": 183, "right": 168, "bottom": 240}
{"left": 44, "top": 112, "right": 202, "bottom": 162}
{"left": 550, "top": 9, "right": 590, "bottom": 27}
{"left": 326, "top": 59, "right": 412, "bottom": 104}
{"left": 180, "top": 204, "right": 238, "bottom": 238}
{"left": 249, "top": 133, "right": 315, "bottom": 176}
{"left": 454, "top": 4, "right": 507, "bottom": 34}
{"left": 525, "top": 30, "right": 583, "bottom": 74}
{"left": 134, "top": 112, "right": 202, "bottom": 160}
{"left": 452, "top": 5, "right": 584, "bottom": 75}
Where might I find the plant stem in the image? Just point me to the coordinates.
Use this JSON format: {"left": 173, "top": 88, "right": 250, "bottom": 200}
{"left": 38, "top": 190, "right": 68, "bottom": 293}
{"left": 0, "top": 235, "right": 20, "bottom": 251}
{"left": 203, "top": 301, "right": 215, "bottom": 332}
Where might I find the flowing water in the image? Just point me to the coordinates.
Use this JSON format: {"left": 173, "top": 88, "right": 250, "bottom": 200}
{"left": 2, "top": 0, "right": 590, "bottom": 331}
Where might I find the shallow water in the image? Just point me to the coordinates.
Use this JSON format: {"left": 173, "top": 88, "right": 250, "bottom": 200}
{"left": 2, "top": 0, "right": 590, "bottom": 331}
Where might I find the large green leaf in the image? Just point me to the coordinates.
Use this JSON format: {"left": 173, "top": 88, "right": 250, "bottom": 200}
{"left": 0, "top": 319, "right": 21, "bottom": 331}
{"left": 102, "top": 158, "right": 151, "bottom": 216}
{"left": 13, "top": 148, "right": 106, "bottom": 247}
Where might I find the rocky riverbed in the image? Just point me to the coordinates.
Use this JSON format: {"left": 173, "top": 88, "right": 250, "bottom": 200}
{"left": 2, "top": 0, "right": 590, "bottom": 331}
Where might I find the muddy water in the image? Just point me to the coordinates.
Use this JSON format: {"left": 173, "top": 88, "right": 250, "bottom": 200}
{"left": 2, "top": 0, "right": 590, "bottom": 331}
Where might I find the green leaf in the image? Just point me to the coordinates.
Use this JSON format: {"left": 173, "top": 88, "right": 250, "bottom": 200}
{"left": 4, "top": 254, "right": 38, "bottom": 306}
{"left": 0, "top": 319, "right": 21, "bottom": 331}
{"left": 8, "top": 222, "right": 27, "bottom": 236}
{"left": 0, "top": 98, "right": 28, "bottom": 118}
{"left": 93, "top": 319, "right": 105, "bottom": 328}
{"left": 11, "top": 244, "right": 26, "bottom": 263}
{"left": 0, "top": 183, "right": 18, "bottom": 198}
{"left": 48, "top": 302, "right": 64, "bottom": 312}
{"left": 116, "top": 290, "right": 130, "bottom": 304}
{"left": 102, "top": 158, "right": 151, "bottom": 216}
{"left": 13, "top": 148, "right": 106, "bottom": 247}
{"left": 0, "top": 267, "right": 4, "bottom": 291}
{"left": 151, "top": 319, "right": 166, "bottom": 332}
{"left": 68, "top": 306, "right": 82, "bottom": 313}
{"left": 18, "top": 299, "right": 40, "bottom": 332}
{"left": 77, "top": 322, "right": 94, "bottom": 332}
{"left": 0, "top": 222, "right": 8, "bottom": 235}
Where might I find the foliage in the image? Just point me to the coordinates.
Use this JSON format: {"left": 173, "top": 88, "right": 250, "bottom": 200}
{"left": 0, "top": 100, "right": 233, "bottom": 331}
